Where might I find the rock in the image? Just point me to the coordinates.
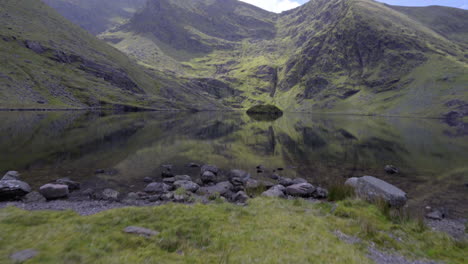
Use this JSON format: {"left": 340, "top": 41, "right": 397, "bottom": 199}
{"left": 426, "top": 210, "right": 445, "bottom": 220}
{"left": 163, "top": 177, "right": 177, "bottom": 185}
{"left": 277, "top": 168, "right": 284, "bottom": 171}
{"left": 55, "top": 178, "right": 80, "bottom": 191}
{"left": 161, "top": 192, "right": 174, "bottom": 201}
{"left": 162, "top": 164, "right": 173, "bottom": 171}
{"left": 143, "top": 177, "right": 154, "bottom": 183}
{"left": 233, "top": 191, "right": 249, "bottom": 203}
{"left": 173, "top": 194, "right": 188, "bottom": 203}
{"left": 25, "top": 40, "right": 46, "bottom": 53}
{"left": 344, "top": 177, "right": 359, "bottom": 188}
{"left": 39, "top": 184, "right": 69, "bottom": 200}
{"left": 312, "top": 187, "right": 328, "bottom": 199}
{"left": 161, "top": 171, "right": 174, "bottom": 178}
{"left": 103, "top": 189, "right": 120, "bottom": 201}
{"left": 162, "top": 177, "right": 176, "bottom": 185}
{"left": 174, "top": 180, "right": 200, "bottom": 193}
{"left": 1, "top": 171, "right": 20, "bottom": 181}
{"left": 269, "top": 174, "right": 281, "bottom": 180}
{"left": 95, "top": 169, "right": 105, "bottom": 174}
{"left": 201, "top": 171, "right": 216, "bottom": 184}
{"left": 149, "top": 195, "right": 161, "bottom": 202}
{"left": 285, "top": 183, "right": 316, "bottom": 197}
{"left": 124, "top": 226, "right": 159, "bottom": 237}
{"left": 175, "top": 175, "right": 192, "bottom": 181}
{"left": 246, "top": 178, "right": 260, "bottom": 189}
{"left": 262, "top": 185, "right": 286, "bottom": 198}
{"left": 384, "top": 165, "right": 399, "bottom": 174}
{"left": 279, "top": 177, "right": 294, "bottom": 187}
{"left": 144, "top": 182, "right": 171, "bottom": 194}
{"left": 228, "top": 170, "right": 250, "bottom": 187}
{"left": 126, "top": 192, "right": 139, "bottom": 200}
{"left": 188, "top": 162, "right": 200, "bottom": 168}
{"left": 22, "top": 191, "right": 46, "bottom": 203}
{"left": 10, "top": 249, "right": 38, "bottom": 262}
{"left": 292, "top": 178, "right": 308, "bottom": 185}
{"left": 197, "top": 181, "right": 233, "bottom": 196}
{"left": 201, "top": 165, "right": 219, "bottom": 175}
{"left": 352, "top": 176, "right": 407, "bottom": 208}
{"left": 0, "top": 180, "right": 31, "bottom": 200}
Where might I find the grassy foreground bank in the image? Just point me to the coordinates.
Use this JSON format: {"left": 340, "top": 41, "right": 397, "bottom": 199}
{"left": 0, "top": 198, "right": 466, "bottom": 264}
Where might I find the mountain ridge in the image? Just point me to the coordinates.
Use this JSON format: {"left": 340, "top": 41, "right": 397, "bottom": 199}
{"left": 3, "top": 0, "right": 468, "bottom": 118}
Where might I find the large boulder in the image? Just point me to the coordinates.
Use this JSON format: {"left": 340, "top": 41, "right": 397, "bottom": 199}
{"left": 228, "top": 170, "right": 250, "bottom": 187}
{"left": 279, "top": 177, "right": 294, "bottom": 187}
{"left": 22, "top": 191, "right": 46, "bottom": 203}
{"left": 285, "top": 183, "right": 316, "bottom": 197}
{"left": 350, "top": 176, "right": 407, "bottom": 208}
{"left": 0, "top": 180, "right": 31, "bottom": 200}
{"left": 262, "top": 185, "right": 286, "bottom": 198}
{"left": 201, "top": 171, "right": 216, "bottom": 184}
{"left": 201, "top": 165, "right": 219, "bottom": 175}
{"left": 197, "top": 181, "right": 233, "bottom": 196}
{"left": 174, "top": 180, "right": 200, "bottom": 193}
{"left": 144, "top": 182, "right": 171, "bottom": 194}
{"left": 39, "top": 184, "right": 69, "bottom": 199}
{"left": 233, "top": 191, "right": 249, "bottom": 203}
{"left": 1, "top": 171, "right": 21, "bottom": 181}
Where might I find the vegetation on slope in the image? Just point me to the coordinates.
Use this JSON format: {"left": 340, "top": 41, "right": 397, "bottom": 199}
{"left": 97, "top": 0, "right": 468, "bottom": 117}
{"left": 0, "top": 198, "right": 466, "bottom": 263}
{"left": 0, "top": 0, "right": 226, "bottom": 110}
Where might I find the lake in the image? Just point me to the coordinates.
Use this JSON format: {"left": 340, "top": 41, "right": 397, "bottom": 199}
{"left": 0, "top": 111, "right": 467, "bottom": 217}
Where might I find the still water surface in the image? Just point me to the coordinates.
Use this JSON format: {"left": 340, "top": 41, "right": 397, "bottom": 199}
{"left": 0, "top": 111, "right": 466, "bottom": 217}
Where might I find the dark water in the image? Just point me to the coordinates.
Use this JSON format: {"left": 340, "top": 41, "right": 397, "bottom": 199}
{"left": 0, "top": 111, "right": 467, "bottom": 217}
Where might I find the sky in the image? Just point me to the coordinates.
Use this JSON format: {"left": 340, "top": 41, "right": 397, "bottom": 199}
{"left": 239, "top": 0, "right": 468, "bottom": 13}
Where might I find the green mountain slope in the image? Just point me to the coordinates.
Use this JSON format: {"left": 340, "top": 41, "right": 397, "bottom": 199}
{"left": 98, "top": 0, "right": 467, "bottom": 117}
{"left": 42, "top": 0, "right": 147, "bottom": 35}
{"left": 0, "top": 0, "right": 227, "bottom": 110}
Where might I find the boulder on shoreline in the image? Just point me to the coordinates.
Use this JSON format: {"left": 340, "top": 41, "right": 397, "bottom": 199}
{"left": 285, "top": 183, "right": 316, "bottom": 197}
{"left": 0, "top": 179, "right": 32, "bottom": 201}
{"left": 262, "top": 185, "right": 286, "bottom": 198}
{"left": 346, "top": 176, "right": 407, "bottom": 207}
{"left": 144, "top": 182, "right": 171, "bottom": 194}
{"left": 174, "top": 180, "right": 199, "bottom": 193}
{"left": 39, "top": 184, "right": 69, "bottom": 200}
{"left": 1, "top": 171, "right": 21, "bottom": 181}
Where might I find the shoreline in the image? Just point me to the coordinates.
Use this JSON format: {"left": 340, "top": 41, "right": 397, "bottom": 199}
{"left": 0, "top": 107, "right": 456, "bottom": 120}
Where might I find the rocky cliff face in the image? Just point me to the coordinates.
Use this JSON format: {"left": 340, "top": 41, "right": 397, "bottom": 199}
{"left": 93, "top": 0, "right": 468, "bottom": 117}
{"left": 11, "top": 0, "right": 468, "bottom": 116}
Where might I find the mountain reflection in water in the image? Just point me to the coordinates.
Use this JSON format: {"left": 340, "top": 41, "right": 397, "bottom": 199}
{"left": 0, "top": 111, "right": 466, "bottom": 217}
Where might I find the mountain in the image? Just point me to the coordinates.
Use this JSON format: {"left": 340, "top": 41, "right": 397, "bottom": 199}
{"left": 96, "top": 0, "right": 468, "bottom": 118}
{"left": 0, "top": 0, "right": 226, "bottom": 110}
{"left": 41, "top": 0, "right": 147, "bottom": 35}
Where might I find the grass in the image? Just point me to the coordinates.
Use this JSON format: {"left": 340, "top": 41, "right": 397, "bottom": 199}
{"left": 0, "top": 198, "right": 466, "bottom": 264}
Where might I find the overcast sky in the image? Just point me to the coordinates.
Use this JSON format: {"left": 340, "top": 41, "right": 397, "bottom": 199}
{"left": 239, "top": 0, "right": 468, "bottom": 13}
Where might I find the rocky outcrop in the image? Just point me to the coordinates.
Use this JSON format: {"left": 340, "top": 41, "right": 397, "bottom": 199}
{"left": 346, "top": 176, "right": 407, "bottom": 207}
